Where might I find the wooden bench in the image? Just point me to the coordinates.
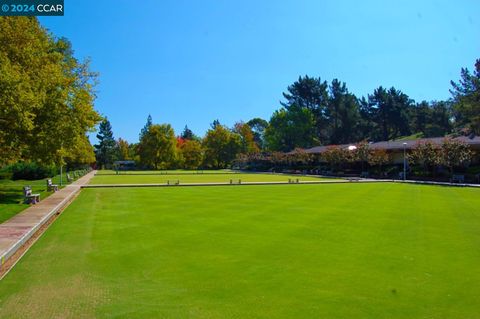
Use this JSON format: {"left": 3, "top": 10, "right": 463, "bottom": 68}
{"left": 450, "top": 174, "right": 465, "bottom": 183}
{"left": 167, "top": 180, "right": 180, "bottom": 185}
{"left": 46, "top": 179, "right": 59, "bottom": 192}
{"left": 23, "top": 186, "right": 40, "bottom": 204}
{"left": 229, "top": 179, "right": 241, "bottom": 184}
{"left": 288, "top": 178, "right": 300, "bottom": 184}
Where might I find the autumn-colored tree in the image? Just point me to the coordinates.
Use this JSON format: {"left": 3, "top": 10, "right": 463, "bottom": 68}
{"left": 439, "top": 138, "right": 473, "bottom": 174}
{"left": 368, "top": 149, "right": 390, "bottom": 168}
{"left": 354, "top": 141, "right": 370, "bottom": 171}
{"left": 407, "top": 141, "right": 441, "bottom": 176}
{"left": 287, "top": 148, "right": 312, "bottom": 166}
{"left": 322, "top": 146, "right": 348, "bottom": 171}
{"left": 234, "top": 122, "right": 260, "bottom": 153}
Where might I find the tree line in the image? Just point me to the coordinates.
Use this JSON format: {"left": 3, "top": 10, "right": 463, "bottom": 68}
{"left": 96, "top": 58, "right": 479, "bottom": 170}
{"left": 1, "top": 17, "right": 478, "bottom": 174}
{"left": 95, "top": 117, "right": 259, "bottom": 169}
{"left": 264, "top": 64, "right": 479, "bottom": 151}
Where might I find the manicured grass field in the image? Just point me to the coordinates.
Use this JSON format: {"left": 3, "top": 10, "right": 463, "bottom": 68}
{"left": 0, "top": 183, "right": 479, "bottom": 318}
{"left": 90, "top": 171, "right": 331, "bottom": 184}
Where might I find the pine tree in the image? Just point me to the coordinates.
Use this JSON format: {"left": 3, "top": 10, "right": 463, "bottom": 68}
{"left": 139, "top": 114, "right": 153, "bottom": 140}
{"left": 94, "top": 118, "right": 116, "bottom": 168}
{"left": 181, "top": 125, "right": 194, "bottom": 140}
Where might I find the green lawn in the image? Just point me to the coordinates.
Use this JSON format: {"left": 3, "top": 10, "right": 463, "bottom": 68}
{"left": 90, "top": 172, "right": 331, "bottom": 184}
{"left": 0, "top": 183, "right": 479, "bottom": 318}
{"left": 0, "top": 174, "right": 71, "bottom": 223}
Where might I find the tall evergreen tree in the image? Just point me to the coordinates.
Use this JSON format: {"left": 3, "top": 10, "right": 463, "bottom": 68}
{"left": 210, "top": 119, "right": 221, "bottom": 129}
{"left": 450, "top": 59, "right": 480, "bottom": 135}
{"left": 326, "top": 79, "right": 361, "bottom": 144}
{"left": 281, "top": 75, "right": 329, "bottom": 143}
{"left": 180, "top": 125, "right": 194, "bottom": 140}
{"left": 94, "top": 118, "right": 116, "bottom": 168}
{"left": 139, "top": 114, "right": 152, "bottom": 140}
{"left": 363, "top": 86, "right": 413, "bottom": 141}
{"left": 247, "top": 118, "right": 268, "bottom": 150}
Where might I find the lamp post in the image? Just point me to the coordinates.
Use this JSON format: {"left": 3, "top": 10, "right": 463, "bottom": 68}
{"left": 403, "top": 142, "right": 407, "bottom": 181}
{"left": 59, "top": 142, "right": 63, "bottom": 186}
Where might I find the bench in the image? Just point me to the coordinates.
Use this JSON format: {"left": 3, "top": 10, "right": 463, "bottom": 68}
{"left": 46, "top": 179, "right": 59, "bottom": 192}
{"left": 450, "top": 174, "right": 465, "bottom": 183}
{"left": 229, "top": 179, "right": 241, "bottom": 184}
{"left": 66, "top": 173, "right": 73, "bottom": 182}
{"left": 288, "top": 178, "right": 300, "bottom": 184}
{"left": 346, "top": 177, "right": 361, "bottom": 182}
{"left": 23, "top": 186, "right": 40, "bottom": 204}
{"left": 167, "top": 180, "right": 180, "bottom": 185}
{"left": 360, "top": 171, "right": 369, "bottom": 178}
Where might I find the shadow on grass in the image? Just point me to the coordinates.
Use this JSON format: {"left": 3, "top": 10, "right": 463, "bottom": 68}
{"left": 0, "top": 189, "right": 24, "bottom": 204}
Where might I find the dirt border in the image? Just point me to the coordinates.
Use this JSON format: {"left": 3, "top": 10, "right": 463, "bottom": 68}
{"left": 0, "top": 189, "right": 82, "bottom": 280}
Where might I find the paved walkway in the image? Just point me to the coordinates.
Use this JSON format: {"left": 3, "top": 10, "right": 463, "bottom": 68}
{"left": 0, "top": 171, "right": 96, "bottom": 266}
{"left": 82, "top": 179, "right": 392, "bottom": 188}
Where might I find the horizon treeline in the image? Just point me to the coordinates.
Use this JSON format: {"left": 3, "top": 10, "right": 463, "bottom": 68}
{"left": 95, "top": 57, "right": 479, "bottom": 169}
{"left": 1, "top": 17, "right": 479, "bottom": 171}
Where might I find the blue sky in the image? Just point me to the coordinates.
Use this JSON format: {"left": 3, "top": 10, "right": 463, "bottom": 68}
{"left": 40, "top": 0, "right": 480, "bottom": 143}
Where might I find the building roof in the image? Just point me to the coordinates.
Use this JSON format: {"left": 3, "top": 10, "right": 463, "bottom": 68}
{"left": 113, "top": 160, "right": 136, "bottom": 165}
{"left": 303, "top": 135, "right": 480, "bottom": 154}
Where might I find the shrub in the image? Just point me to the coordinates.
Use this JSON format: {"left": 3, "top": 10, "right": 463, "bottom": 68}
{"left": 0, "top": 167, "right": 12, "bottom": 180}
{"left": 7, "top": 162, "right": 57, "bottom": 180}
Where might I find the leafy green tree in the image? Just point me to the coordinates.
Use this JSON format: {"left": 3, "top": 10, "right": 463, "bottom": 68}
{"left": 179, "top": 139, "right": 204, "bottom": 169}
{"left": 203, "top": 125, "right": 242, "bottom": 168}
{"left": 116, "top": 138, "right": 131, "bottom": 161}
{"left": 64, "top": 135, "right": 96, "bottom": 167}
{"left": 0, "top": 17, "right": 100, "bottom": 165}
{"left": 450, "top": 59, "right": 480, "bottom": 135}
{"left": 264, "top": 104, "right": 317, "bottom": 152}
{"left": 138, "top": 124, "right": 177, "bottom": 169}
{"left": 94, "top": 118, "right": 117, "bottom": 168}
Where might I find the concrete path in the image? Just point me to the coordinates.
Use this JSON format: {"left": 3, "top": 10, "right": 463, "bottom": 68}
{"left": 0, "top": 171, "right": 96, "bottom": 266}
{"left": 82, "top": 179, "right": 393, "bottom": 188}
